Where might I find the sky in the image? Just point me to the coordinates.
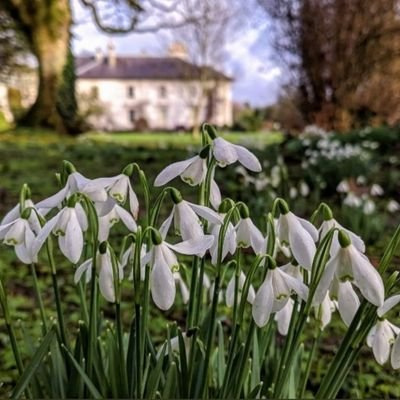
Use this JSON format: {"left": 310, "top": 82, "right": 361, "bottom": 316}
{"left": 71, "top": 0, "right": 283, "bottom": 107}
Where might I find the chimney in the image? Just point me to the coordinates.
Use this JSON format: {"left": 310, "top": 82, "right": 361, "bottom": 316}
{"left": 95, "top": 48, "right": 103, "bottom": 63}
{"left": 168, "top": 42, "right": 188, "bottom": 60}
{"left": 107, "top": 42, "right": 116, "bottom": 67}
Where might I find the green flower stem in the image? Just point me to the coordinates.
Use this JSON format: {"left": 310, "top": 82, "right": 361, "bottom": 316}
{"left": 30, "top": 263, "right": 48, "bottom": 333}
{"left": 45, "top": 238, "right": 68, "bottom": 348}
{"left": 232, "top": 251, "right": 242, "bottom": 327}
{"left": 187, "top": 256, "right": 200, "bottom": 330}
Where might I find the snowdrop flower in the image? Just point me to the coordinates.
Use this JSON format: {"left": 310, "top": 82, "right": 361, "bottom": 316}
{"left": 145, "top": 231, "right": 214, "bottom": 310}
{"left": 289, "top": 187, "right": 298, "bottom": 199}
{"left": 318, "top": 206, "right": 365, "bottom": 254}
{"left": 154, "top": 153, "right": 207, "bottom": 187}
{"left": 277, "top": 202, "right": 318, "bottom": 269}
{"left": 225, "top": 271, "right": 255, "bottom": 307}
{"left": 274, "top": 299, "right": 294, "bottom": 335}
{"left": 336, "top": 180, "right": 350, "bottom": 193}
{"left": 174, "top": 272, "right": 190, "bottom": 304}
{"left": 343, "top": 192, "right": 362, "bottom": 208}
{"left": 0, "top": 212, "right": 37, "bottom": 264}
{"left": 160, "top": 189, "right": 222, "bottom": 244}
{"left": 252, "top": 262, "right": 309, "bottom": 327}
{"left": 98, "top": 204, "right": 137, "bottom": 241}
{"left": 209, "top": 219, "right": 236, "bottom": 265}
{"left": 299, "top": 181, "right": 310, "bottom": 197}
{"left": 356, "top": 175, "right": 367, "bottom": 185}
{"left": 363, "top": 199, "right": 375, "bottom": 215}
{"left": 32, "top": 200, "right": 88, "bottom": 264}
{"left": 84, "top": 166, "right": 139, "bottom": 218}
{"left": 74, "top": 246, "right": 123, "bottom": 302}
{"left": 315, "top": 292, "right": 336, "bottom": 330}
{"left": 120, "top": 242, "right": 147, "bottom": 281}
{"left": 235, "top": 206, "right": 264, "bottom": 253}
{"left": 211, "top": 137, "right": 262, "bottom": 172}
{"left": 370, "top": 184, "right": 384, "bottom": 196}
{"left": 367, "top": 319, "right": 400, "bottom": 366}
{"left": 387, "top": 200, "right": 400, "bottom": 213}
{"left": 314, "top": 230, "right": 384, "bottom": 307}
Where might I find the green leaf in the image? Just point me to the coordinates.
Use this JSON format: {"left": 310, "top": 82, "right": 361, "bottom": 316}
{"left": 145, "top": 344, "right": 166, "bottom": 399}
{"left": 11, "top": 327, "right": 56, "bottom": 400}
{"left": 162, "top": 362, "right": 177, "bottom": 399}
{"left": 62, "top": 343, "right": 103, "bottom": 399}
{"left": 217, "top": 322, "right": 226, "bottom": 388}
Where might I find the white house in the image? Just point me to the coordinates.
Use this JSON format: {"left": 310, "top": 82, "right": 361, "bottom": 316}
{"left": 76, "top": 44, "right": 233, "bottom": 131}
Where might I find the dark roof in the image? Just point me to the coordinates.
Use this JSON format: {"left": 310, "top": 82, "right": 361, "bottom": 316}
{"left": 76, "top": 56, "right": 232, "bottom": 81}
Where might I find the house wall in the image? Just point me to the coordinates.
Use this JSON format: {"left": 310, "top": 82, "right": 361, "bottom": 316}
{"left": 76, "top": 78, "right": 233, "bottom": 131}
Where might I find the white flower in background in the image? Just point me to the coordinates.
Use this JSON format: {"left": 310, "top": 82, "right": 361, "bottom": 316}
{"left": 212, "top": 137, "right": 262, "bottom": 172}
{"left": 356, "top": 176, "right": 367, "bottom": 185}
{"left": 235, "top": 216, "right": 265, "bottom": 254}
{"left": 274, "top": 299, "right": 294, "bottom": 335}
{"left": 98, "top": 204, "right": 137, "bottom": 241}
{"left": 314, "top": 231, "right": 384, "bottom": 307}
{"left": 337, "top": 180, "right": 350, "bottom": 193}
{"left": 84, "top": 173, "right": 139, "bottom": 219}
{"left": 289, "top": 187, "right": 298, "bottom": 199}
{"left": 299, "top": 181, "right": 310, "bottom": 197}
{"left": 160, "top": 195, "right": 221, "bottom": 244}
{"left": 235, "top": 166, "right": 255, "bottom": 187}
{"left": 145, "top": 234, "right": 214, "bottom": 310}
{"left": 225, "top": 271, "right": 255, "bottom": 307}
{"left": 387, "top": 200, "right": 400, "bottom": 213}
{"left": 343, "top": 192, "right": 362, "bottom": 208}
{"left": 370, "top": 184, "right": 384, "bottom": 196}
{"left": 154, "top": 154, "right": 207, "bottom": 187}
{"left": 315, "top": 292, "right": 336, "bottom": 330}
{"left": 0, "top": 216, "right": 37, "bottom": 264}
{"left": 277, "top": 209, "right": 318, "bottom": 269}
{"left": 120, "top": 242, "right": 147, "bottom": 280}
{"left": 252, "top": 265, "right": 309, "bottom": 327}
{"left": 74, "top": 248, "right": 123, "bottom": 302}
{"left": 32, "top": 202, "right": 88, "bottom": 264}
{"left": 319, "top": 216, "right": 365, "bottom": 254}
{"left": 174, "top": 272, "right": 190, "bottom": 304}
{"left": 363, "top": 198, "right": 376, "bottom": 215}
{"left": 270, "top": 166, "right": 281, "bottom": 188}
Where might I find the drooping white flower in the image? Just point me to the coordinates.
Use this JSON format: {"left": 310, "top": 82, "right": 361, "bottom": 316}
{"left": 277, "top": 210, "right": 318, "bottom": 270}
{"left": 174, "top": 272, "right": 190, "bottom": 304}
{"left": 212, "top": 137, "right": 262, "bottom": 172}
{"left": 209, "top": 218, "right": 236, "bottom": 265}
{"left": 235, "top": 217, "right": 265, "bottom": 254}
{"left": 98, "top": 203, "right": 137, "bottom": 241}
{"left": 336, "top": 180, "right": 350, "bottom": 193}
{"left": 154, "top": 155, "right": 207, "bottom": 187}
{"left": 314, "top": 231, "right": 384, "bottom": 307}
{"left": 160, "top": 197, "right": 222, "bottom": 244}
{"left": 367, "top": 319, "right": 400, "bottom": 366}
{"left": 0, "top": 216, "right": 37, "bottom": 264}
{"left": 315, "top": 292, "right": 336, "bottom": 330}
{"left": 274, "top": 299, "right": 294, "bottom": 335}
{"left": 84, "top": 173, "right": 139, "bottom": 218}
{"left": 289, "top": 187, "right": 298, "bottom": 199}
{"left": 299, "top": 181, "right": 310, "bottom": 197}
{"left": 319, "top": 217, "right": 365, "bottom": 254}
{"left": 120, "top": 242, "right": 147, "bottom": 281}
{"left": 74, "top": 248, "right": 123, "bottom": 302}
{"left": 343, "top": 192, "right": 362, "bottom": 208}
{"left": 32, "top": 202, "right": 88, "bottom": 264}
{"left": 387, "top": 200, "right": 400, "bottom": 213}
{"left": 370, "top": 184, "right": 384, "bottom": 196}
{"left": 225, "top": 271, "right": 255, "bottom": 307}
{"left": 252, "top": 265, "right": 309, "bottom": 327}
{"left": 145, "top": 235, "right": 214, "bottom": 310}
{"left": 363, "top": 199, "right": 376, "bottom": 215}
{"left": 329, "top": 279, "right": 360, "bottom": 326}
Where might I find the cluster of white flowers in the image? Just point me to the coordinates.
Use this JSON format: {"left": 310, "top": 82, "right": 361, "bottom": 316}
{"left": 0, "top": 128, "right": 398, "bottom": 369}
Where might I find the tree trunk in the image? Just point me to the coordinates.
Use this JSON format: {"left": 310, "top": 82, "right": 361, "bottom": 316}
{"left": 3, "top": 0, "right": 77, "bottom": 134}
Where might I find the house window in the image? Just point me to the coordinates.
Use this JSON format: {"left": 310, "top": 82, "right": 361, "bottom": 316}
{"left": 91, "top": 86, "right": 99, "bottom": 99}
{"left": 127, "top": 86, "right": 135, "bottom": 98}
{"left": 129, "top": 109, "right": 136, "bottom": 123}
{"left": 159, "top": 85, "right": 167, "bottom": 98}
{"left": 159, "top": 105, "right": 168, "bottom": 123}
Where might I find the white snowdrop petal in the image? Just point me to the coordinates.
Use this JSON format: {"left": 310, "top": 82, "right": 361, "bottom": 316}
{"left": 15, "top": 244, "right": 33, "bottom": 264}
{"left": 213, "top": 137, "right": 238, "bottom": 166}
{"left": 31, "top": 214, "right": 59, "bottom": 257}
{"left": 59, "top": 212, "right": 83, "bottom": 264}
{"left": 159, "top": 209, "right": 174, "bottom": 239}
{"left": 252, "top": 275, "right": 274, "bottom": 327}
{"left": 36, "top": 187, "right": 69, "bottom": 214}
{"left": 210, "top": 178, "right": 222, "bottom": 210}
{"left": 350, "top": 247, "right": 384, "bottom": 307}
{"left": 226, "top": 275, "right": 236, "bottom": 307}
{"left": 234, "top": 144, "right": 262, "bottom": 172}
{"left": 1, "top": 204, "right": 20, "bottom": 225}
{"left": 115, "top": 205, "right": 137, "bottom": 232}
{"left": 275, "top": 300, "right": 294, "bottom": 336}
{"left": 75, "top": 203, "right": 88, "bottom": 231}
{"left": 98, "top": 215, "right": 111, "bottom": 242}
{"left": 313, "top": 255, "right": 338, "bottom": 305}
{"left": 337, "top": 281, "right": 359, "bottom": 327}
{"left": 154, "top": 157, "right": 197, "bottom": 186}
{"left": 74, "top": 259, "right": 92, "bottom": 284}
{"left": 319, "top": 293, "right": 334, "bottom": 329}
{"left": 279, "top": 269, "right": 309, "bottom": 301}
{"left": 297, "top": 217, "right": 318, "bottom": 242}
{"left": 378, "top": 295, "right": 400, "bottom": 318}
{"left": 367, "top": 325, "right": 377, "bottom": 348}
{"left": 83, "top": 176, "right": 119, "bottom": 193}
{"left": 391, "top": 334, "right": 400, "bottom": 369}
{"left": 99, "top": 255, "right": 115, "bottom": 302}
{"left": 166, "top": 235, "right": 214, "bottom": 256}
{"left": 188, "top": 203, "right": 223, "bottom": 225}
{"left": 373, "top": 322, "right": 392, "bottom": 365}
{"left": 128, "top": 186, "right": 139, "bottom": 219}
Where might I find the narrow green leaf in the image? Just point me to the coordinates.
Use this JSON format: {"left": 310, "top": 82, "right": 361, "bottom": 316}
{"left": 11, "top": 327, "right": 56, "bottom": 400}
{"left": 145, "top": 344, "right": 166, "bottom": 399}
{"left": 251, "top": 329, "right": 260, "bottom": 391}
{"left": 62, "top": 344, "right": 103, "bottom": 399}
{"left": 217, "top": 322, "right": 226, "bottom": 388}
{"left": 162, "top": 362, "right": 177, "bottom": 399}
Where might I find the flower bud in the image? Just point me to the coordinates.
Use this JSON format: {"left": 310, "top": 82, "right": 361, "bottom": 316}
{"left": 67, "top": 194, "right": 79, "bottom": 208}
{"left": 151, "top": 229, "right": 162, "bottom": 245}
{"left": 99, "top": 241, "right": 108, "bottom": 254}
{"left": 266, "top": 255, "right": 277, "bottom": 270}
{"left": 122, "top": 163, "right": 134, "bottom": 177}
{"left": 238, "top": 203, "right": 250, "bottom": 219}
{"left": 21, "top": 207, "right": 32, "bottom": 220}
{"left": 63, "top": 160, "right": 76, "bottom": 175}
{"left": 277, "top": 199, "right": 290, "bottom": 215}
{"left": 338, "top": 230, "right": 351, "bottom": 248}
{"left": 321, "top": 203, "right": 333, "bottom": 221}
{"left": 202, "top": 123, "right": 217, "bottom": 139}
{"left": 170, "top": 188, "right": 183, "bottom": 204}
{"left": 218, "top": 198, "right": 235, "bottom": 214}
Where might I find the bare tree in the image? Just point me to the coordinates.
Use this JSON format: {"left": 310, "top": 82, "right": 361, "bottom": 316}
{"left": 260, "top": 0, "right": 400, "bottom": 131}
